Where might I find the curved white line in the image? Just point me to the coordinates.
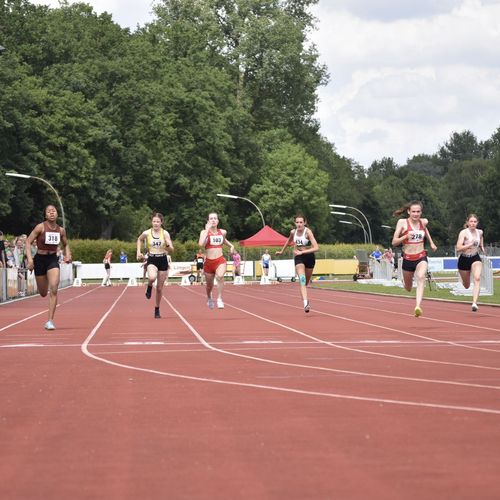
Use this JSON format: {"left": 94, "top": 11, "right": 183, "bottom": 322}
{"left": 80, "top": 288, "right": 500, "bottom": 415}
{"left": 224, "top": 288, "right": 500, "bottom": 370}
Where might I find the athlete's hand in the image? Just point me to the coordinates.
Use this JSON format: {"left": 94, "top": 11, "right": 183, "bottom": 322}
{"left": 275, "top": 250, "right": 283, "bottom": 256}
{"left": 137, "top": 253, "right": 143, "bottom": 262}
{"left": 26, "top": 261, "right": 34, "bottom": 272}
{"left": 431, "top": 243, "right": 437, "bottom": 252}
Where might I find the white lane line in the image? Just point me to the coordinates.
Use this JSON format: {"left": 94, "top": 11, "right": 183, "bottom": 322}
{"left": 0, "top": 287, "right": 99, "bottom": 333}
{"left": 79, "top": 288, "right": 500, "bottom": 415}
{"left": 223, "top": 288, "right": 500, "bottom": 370}
{"left": 276, "top": 288, "right": 500, "bottom": 335}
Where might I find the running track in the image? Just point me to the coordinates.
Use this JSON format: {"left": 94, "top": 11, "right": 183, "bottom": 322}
{"left": 1, "top": 283, "right": 500, "bottom": 499}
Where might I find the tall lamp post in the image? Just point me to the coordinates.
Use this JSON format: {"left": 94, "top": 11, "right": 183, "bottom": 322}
{"left": 6, "top": 172, "right": 66, "bottom": 229}
{"left": 216, "top": 193, "right": 265, "bottom": 228}
{"left": 339, "top": 220, "right": 367, "bottom": 244}
{"left": 331, "top": 211, "right": 369, "bottom": 243}
{"left": 330, "top": 204, "right": 372, "bottom": 244}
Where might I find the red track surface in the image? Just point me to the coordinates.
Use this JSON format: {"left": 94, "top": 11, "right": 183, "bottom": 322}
{"left": 1, "top": 283, "right": 500, "bottom": 499}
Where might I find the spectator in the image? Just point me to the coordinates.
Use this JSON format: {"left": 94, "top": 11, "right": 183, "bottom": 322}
{"left": 119, "top": 249, "right": 128, "bottom": 263}
{"left": 232, "top": 250, "right": 242, "bottom": 277}
{"left": 0, "top": 231, "right": 6, "bottom": 268}
{"left": 382, "top": 248, "right": 394, "bottom": 266}
{"left": 261, "top": 249, "right": 272, "bottom": 276}
{"left": 103, "top": 249, "right": 113, "bottom": 286}
{"left": 370, "top": 245, "right": 382, "bottom": 262}
{"left": 194, "top": 248, "right": 205, "bottom": 283}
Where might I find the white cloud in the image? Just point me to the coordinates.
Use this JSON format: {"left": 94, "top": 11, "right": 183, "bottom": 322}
{"left": 30, "top": 0, "right": 500, "bottom": 167}
{"left": 311, "top": 0, "right": 500, "bottom": 165}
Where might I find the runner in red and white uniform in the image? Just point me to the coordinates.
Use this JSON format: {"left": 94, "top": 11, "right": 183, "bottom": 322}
{"left": 456, "top": 213, "right": 485, "bottom": 312}
{"left": 25, "top": 205, "right": 71, "bottom": 330}
{"left": 392, "top": 201, "right": 437, "bottom": 317}
{"left": 198, "top": 212, "right": 234, "bottom": 309}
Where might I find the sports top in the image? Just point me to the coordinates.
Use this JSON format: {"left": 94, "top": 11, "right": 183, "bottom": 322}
{"left": 36, "top": 221, "right": 62, "bottom": 252}
{"left": 403, "top": 219, "right": 426, "bottom": 245}
{"left": 205, "top": 229, "right": 224, "bottom": 249}
{"left": 461, "top": 228, "right": 482, "bottom": 256}
{"left": 293, "top": 228, "right": 310, "bottom": 247}
{"left": 146, "top": 229, "right": 170, "bottom": 253}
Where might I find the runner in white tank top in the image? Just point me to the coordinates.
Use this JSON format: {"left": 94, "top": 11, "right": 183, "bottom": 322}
{"left": 456, "top": 214, "right": 485, "bottom": 312}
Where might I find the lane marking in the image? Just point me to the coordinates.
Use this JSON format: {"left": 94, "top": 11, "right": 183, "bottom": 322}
{"left": 223, "top": 288, "right": 500, "bottom": 369}
{"left": 79, "top": 288, "right": 500, "bottom": 415}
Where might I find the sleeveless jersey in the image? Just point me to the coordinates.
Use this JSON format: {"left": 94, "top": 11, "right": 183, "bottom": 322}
{"left": 403, "top": 219, "right": 426, "bottom": 245}
{"left": 36, "top": 221, "right": 62, "bottom": 252}
{"left": 294, "top": 228, "right": 310, "bottom": 247}
{"left": 462, "top": 228, "right": 482, "bottom": 256}
{"left": 146, "top": 229, "right": 169, "bottom": 253}
{"left": 205, "top": 229, "right": 224, "bottom": 249}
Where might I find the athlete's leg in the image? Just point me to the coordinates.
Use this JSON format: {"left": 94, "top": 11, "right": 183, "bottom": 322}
{"left": 414, "top": 260, "right": 428, "bottom": 310}
{"left": 155, "top": 270, "right": 168, "bottom": 307}
{"left": 145, "top": 264, "right": 158, "bottom": 299}
{"left": 471, "top": 260, "right": 482, "bottom": 306}
{"left": 402, "top": 270, "right": 414, "bottom": 292}
{"left": 46, "top": 267, "right": 60, "bottom": 322}
{"left": 205, "top": 273, "right": 215, "bottom": 299}
{"left": 215, "top": 262, "right": 227, "bottom": 304}
{"left": 35, "top": 274, "right": 49, "bottom": 298}
{"left": 458, "top": 269, "right": 471, "bottom": 289}
{"left": 305, "top": 267, "right": 314, "bottom": 286}
{"left": 296, "top": 263, "right": 307, "bottom": 301}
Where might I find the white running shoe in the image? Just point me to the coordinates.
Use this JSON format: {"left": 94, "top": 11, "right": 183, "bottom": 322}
{"left": 207, "top": 298, "right": 214, "bottom": 309}
{"left": 304, "top": 302, "right": 310, "bottom": 313}
{"left": 217, "top": 298, "right": 224, "bottom": 309}
{"left": 44, "top": 320, "right": 56, "bottom": 330}
{"left": 472, "top": 303, "right": 478, "bottom": 312}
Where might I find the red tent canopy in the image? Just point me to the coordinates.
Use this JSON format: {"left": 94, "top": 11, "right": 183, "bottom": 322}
{"left": 239, "top": 225, "right": 291, "bottom": 247}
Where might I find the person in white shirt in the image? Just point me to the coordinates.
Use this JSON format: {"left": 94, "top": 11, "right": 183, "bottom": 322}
{"left": 456, "top": 214, "right": 485, "bottom": 312}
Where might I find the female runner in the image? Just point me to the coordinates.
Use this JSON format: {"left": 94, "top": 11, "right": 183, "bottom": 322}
{"left": 276, "top": 214, "right": 319, "bottom": 313}
{"left": 392, "top": 201, "right": 437, "bottom": 317}
{"left": 198, "top": 213, "right": 234, "bottom": 309}
{"left": 456, "top": 214, "right": 485, "bottom": 312}
{"left": 102, "top": 249, "right": 112, "bottom": 286}
{"left": 136, "top": 213, "right": 174, "bottom": 319}
{"left": 25, "top": 205, "right": 71, "bottom": 330}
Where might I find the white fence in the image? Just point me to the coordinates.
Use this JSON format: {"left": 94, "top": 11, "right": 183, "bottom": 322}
{"left": 0, "top": 263, "right": 73, "bottom": 303}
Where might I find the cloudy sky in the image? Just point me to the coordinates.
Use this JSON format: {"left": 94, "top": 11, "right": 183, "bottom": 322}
{"left": 32, "top": 0, "right": 500, "bottom": 167}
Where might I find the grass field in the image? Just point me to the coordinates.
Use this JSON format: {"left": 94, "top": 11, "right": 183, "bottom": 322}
{"left": 314, "top": 275, "right": 500, "bottom": 306}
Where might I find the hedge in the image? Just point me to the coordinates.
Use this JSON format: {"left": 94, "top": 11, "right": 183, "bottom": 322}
{"left": 70, "top": 239, "right": 377, "bottom": 263}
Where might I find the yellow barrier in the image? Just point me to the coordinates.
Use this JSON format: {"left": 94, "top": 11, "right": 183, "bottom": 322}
{"left": 255, "top": 259, "right": 358, "bottom": 277}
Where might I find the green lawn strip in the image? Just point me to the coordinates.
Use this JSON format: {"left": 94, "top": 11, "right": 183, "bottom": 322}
{"left": 313, "top": 278, "right": 500, "bottom": 306}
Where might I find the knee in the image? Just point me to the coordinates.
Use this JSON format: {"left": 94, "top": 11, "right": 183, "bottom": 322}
{"left": 299, "top": 274, "right": 306, "bottom": 286}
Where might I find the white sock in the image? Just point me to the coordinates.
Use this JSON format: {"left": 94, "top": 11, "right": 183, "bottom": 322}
{"left": 303, "top": 299, "right": 308, "bottom": 306}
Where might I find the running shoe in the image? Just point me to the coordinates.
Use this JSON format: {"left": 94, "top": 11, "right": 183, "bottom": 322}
{"left": 217, "top": 298, "right": 224, "bottom": 309}
{"left": 304, "top": 302, "right": 310, "bottom": 313}
{"left": 207, "top": 298, "right": 214, "bottom": 309}
{"left": 44, "top": 320, "right": 56, "bottom": 330}
{"left": 472, "top": 303, "right": 478, "bottom": 312}
{"left": 145, "top": 285, "right": 152, "bottom": 299}
{"left": 414, "top": 306, "right": 423, "bottom": 317}
{"left": 154, "top": 308, "right": 161, "bottom": 319}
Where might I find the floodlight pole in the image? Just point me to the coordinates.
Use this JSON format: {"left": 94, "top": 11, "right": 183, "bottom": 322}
{"left": 217, "top": 193, "right": 265, "bottom": 228}
{"left": 5, "top": 172, "right": 66, "bottom": 229}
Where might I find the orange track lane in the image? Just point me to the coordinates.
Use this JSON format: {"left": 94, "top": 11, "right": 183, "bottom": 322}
{"left": 1, "top": 283, "right": 500, "bottom": 499}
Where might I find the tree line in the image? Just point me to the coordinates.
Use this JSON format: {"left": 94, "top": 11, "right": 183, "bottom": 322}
{"left": 1, "top": 0, "right": 499, "bottom": 247}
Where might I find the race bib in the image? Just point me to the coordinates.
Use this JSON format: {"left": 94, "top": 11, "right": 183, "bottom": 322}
{"left": 408, "top": 230, "right": 424, "bottom": 243}
{"left": 151, "top": 240, "right": 162, "bottom": 248}
{"left": 209, "top": 234, "right": 224, "bottom": 246}
{"left": 45, "top": 231, "right": 60, "bottom": 245}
